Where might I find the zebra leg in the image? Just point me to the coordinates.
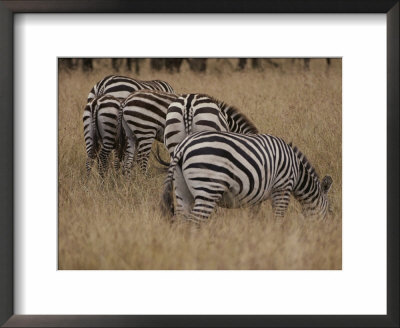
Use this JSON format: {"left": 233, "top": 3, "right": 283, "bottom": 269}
{"left": 122, "top": 136, "right": 138, "bottom": 176}
{"left": 113, "top": 149, "right": 121, "bottom": 172}
{"left": 85, "top": 155, "right": 96, "bottom": 179}
{"left": 122, "top": 154, "right": 134, "bottom": 176}
{"left": 114, "top": 157, "right": 120, "bottom": 171}
{"left": 122, "top": 153, "right": 134, "bottom": 176}
{"left": 174, "top": 164, "right": 194, "bottom": 218}
{"left": 98, "top": 146, "right": 113, "bottom": 178}
{"left": 136, "top": 140, "right": 154, "bottom": 174}
{"left": 271, "top": 189, "right": 291, "bottom": 218}
{"left": 187, "top": 196, "right": 219, "bottom": 224}
{"left": 137, "top": 151, "right": 151, "bottom": 173}
{"left": 85, "top": 140, "right": 99, "bottom": 180}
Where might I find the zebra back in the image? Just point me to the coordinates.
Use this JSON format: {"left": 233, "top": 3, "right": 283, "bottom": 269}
{"left": 164, "top": 94, "right": 229, "bottom": 156}
{"left": 164, "top": 93, "right": 257, "bottom": 157}
{"left": 86, "top": 75, "right": 175, "bottom": 103}
{"left": 87, "top": 75, "right": 114, "bottom": 102}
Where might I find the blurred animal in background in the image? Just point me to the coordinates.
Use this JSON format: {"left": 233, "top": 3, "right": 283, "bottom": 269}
{"left": 150, "top": 58, "right": 207, "bottom": 73}
{"left": 59, "top": 57, "right": 333, "bottom": 74}
{"left": 112, "top": 58, "right": 143, "bottom": 74}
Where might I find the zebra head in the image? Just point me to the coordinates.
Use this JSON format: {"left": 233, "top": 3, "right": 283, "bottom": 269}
{"left": 291, "top": 145, "right": 333, "bottom": 219}
{"left": 320, "top": 175, "right": 333, "bottom": 216}
{"left": 298, "top": 173, "right": 333, "bottom": 220}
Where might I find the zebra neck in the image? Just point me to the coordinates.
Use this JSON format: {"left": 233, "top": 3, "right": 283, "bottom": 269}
{"left": 218, "top": 102, "right": 258, "bottom": 134}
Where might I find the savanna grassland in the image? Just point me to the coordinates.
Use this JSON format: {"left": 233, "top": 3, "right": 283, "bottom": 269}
{"left": 58, "top": 58, "right": 342, "bottom": 270}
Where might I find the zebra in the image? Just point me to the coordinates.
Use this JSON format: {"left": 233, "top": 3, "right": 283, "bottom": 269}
{"left": 83, "top": 75, "right": 174, "bottom": 175}
{"left": 121, "top": 90, "right": 179, "bottom": 174}
{"left": 83, "top": 94, "right": 135, "bottom": 178}
{"left": 161, "top": 131, "right": 333, "bottom": 223}
{"left": 163, "top": 93, "right": 259, "bottom": 157}
{"left": 86, "top": 75, "right": 174, "bottom": 103}
{"left": 122, "top": 92, "right": 258, "bottom": 174}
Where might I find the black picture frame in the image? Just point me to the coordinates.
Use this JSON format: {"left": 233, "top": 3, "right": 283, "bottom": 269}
{"left": 0, "top": 1, "right": 398, "bottom": 327}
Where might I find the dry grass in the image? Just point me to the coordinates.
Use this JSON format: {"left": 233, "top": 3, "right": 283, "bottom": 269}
{"left": 58, "top": 58, "right": 342, "bottom": 270}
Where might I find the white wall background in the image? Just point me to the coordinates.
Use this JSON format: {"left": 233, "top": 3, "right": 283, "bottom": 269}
{"left": 14, "top": 14, "right": 386, "bottom": 315}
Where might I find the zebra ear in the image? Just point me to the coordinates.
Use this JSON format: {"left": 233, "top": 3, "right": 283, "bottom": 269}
{"left": 321, "top": 175, "right": 333, "bottom": 193}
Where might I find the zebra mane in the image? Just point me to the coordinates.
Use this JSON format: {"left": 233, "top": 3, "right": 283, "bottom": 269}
{"left": 213, "top": 98, "right": 259, "bottom": 134}
{"left": 288, "top": 142, "right": 319, "bottom": 180}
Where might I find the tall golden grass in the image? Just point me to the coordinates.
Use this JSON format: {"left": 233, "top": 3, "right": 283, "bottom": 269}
{"left": 58, "top": 58, "right": 342, "bottom": 270}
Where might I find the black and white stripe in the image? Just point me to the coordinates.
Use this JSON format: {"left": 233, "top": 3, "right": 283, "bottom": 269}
{"left": 161, "top": 131, "right": 332, "bottom": 223}
{"left": 83, "top": 95, "right": 126, "bottom": 177}
{"left": 83, "top": 75, "right": 174, "bottom": 176}
{"left": 87, "top": 75, "right": 174, "bottom": 102}
{"left": 121, "top": 90, "right": 179, "bottom": 173}
{"left": 164, "top": 94, "right": 258, "bottom": 156}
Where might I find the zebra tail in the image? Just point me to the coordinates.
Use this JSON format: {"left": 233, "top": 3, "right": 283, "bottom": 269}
{"left": 160, "top": 149, "right": 183, "bottom": 218}
{"left": 115, "top": 109, "right": 123, "bottom": 145}
{"left": 119, "top": 116, "right": 138, "bottom": 174}
{"left": 90, "top": 108, "right": 98, "bottom": 157}
{"left": 153, "top": 144, "right": 170, "bottom": 168}
{"left": 121, "top": 115, "right": 138, "bottom": 148}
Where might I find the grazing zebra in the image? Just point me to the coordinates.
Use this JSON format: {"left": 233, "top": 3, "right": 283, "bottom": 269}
{"left": 161, "top": 131, "right": 333, "bottom": 223}
{"left": 121, "top": 90, "right": 179, "bottom": 174}
{"left": 163, "top": 94, "right": 258, "bottom": 157}
{"left": 86, "top": 75, "right": 174, "bottom": 103}
{"left": 83, "top": 75, "right": 174, "bottom": 175}
{"left": 83, "top": 95, "right": 135, "bottom": 178}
